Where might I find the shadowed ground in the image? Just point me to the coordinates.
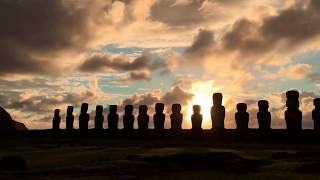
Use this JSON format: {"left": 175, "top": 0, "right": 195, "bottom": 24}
{"left": 1, "top": 130, "right": 320, "bottom": 179}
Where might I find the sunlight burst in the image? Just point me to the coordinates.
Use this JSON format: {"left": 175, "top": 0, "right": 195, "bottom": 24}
{"left": 187, "top": 81, "right": 220, "bottom": 129}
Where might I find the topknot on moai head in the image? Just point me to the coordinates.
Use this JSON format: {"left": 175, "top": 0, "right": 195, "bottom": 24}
{"left": 237, "top": 103, "right": 247, "bottom": 112}
{"left": 172, "top": 104, "right": 181, "bottom": 114}
{"left": 258, "top": 100, "right": 269, "bottom": 111}
{"left": 67, "top": 106, "right": 73, "bottom": 114}
{"left": 81, "top": 103, "right": 88, "bottom": 113}
{"left": 96, "top": 105, "right": 103, "bottom": 114}
{"left": 109, "top": 105, "right": 117, "bottom": 113}
{"left": 155, "top": 103, "right": 164, "bottom": 113}
{"left": 139, "top": 105, "right": 148, "bottom": 114}
{"left": 125, "top": 105, "right": 134, "bottom": 114}
{"left": 314, "top": 98, "right": 320, "bottom": 109}
{"left": 193, "top": 105, "right": 201, "bottom": 114}
{"left": 54, "top": 109, "right": 60, "bottom": 116}
{"left": 286, "top": 90, "right": 299, "bottom": 99}
{"left": 213, "top": 93, "right": 223, "bottom": 106}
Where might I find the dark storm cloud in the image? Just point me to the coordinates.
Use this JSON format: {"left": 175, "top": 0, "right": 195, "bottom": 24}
{"left": 0, "top": 0, "right": 103, "bottom": 75}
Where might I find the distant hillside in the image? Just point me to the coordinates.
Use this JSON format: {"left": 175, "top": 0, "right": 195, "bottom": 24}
{"left": 0, "top": 106, "right": 27, "bottom": 130}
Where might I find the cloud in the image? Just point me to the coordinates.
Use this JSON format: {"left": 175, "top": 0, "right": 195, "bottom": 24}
{"left": 78, "top": 53, "right": 168, "bottom": 72}
{"left": 263, "top": 64, "right": 311, "bottom": 80}
{"left": 129, "top": 71, "right": 151, "bottom": 81}
{"left": 0, "top": 0, "right": 112, "bottom": 76}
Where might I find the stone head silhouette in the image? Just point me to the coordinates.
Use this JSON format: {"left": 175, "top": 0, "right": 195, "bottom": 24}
{"left": 125, "top": 105, "right": 133, "bottom": 114}
{"left": 314, "top": 98, "right": 320, "bottom": 109}
{"left": 96, "top": 105, "right": 103, "bottom": 114}
{"left": 193, "top": 105, "right": 201, "bottom": 114}
{"left": 155, "top": 103, "right": 164, "bottom": 113}
{"left": 286, "top": 90, "right": 299, "bottom": 99}
{"left": 258, "top": 100, "right": 269, "bottom": 111}
{"left": 237, "top": 103, "right": 247, "bottom": 112}
{"left": 67, "top": 106, "right": 73, "bottom": 115}
{"left": 54, "top": 109, "right": 60, "bottom": 116}
{"left": 109, "top": 105, "right": 117, "bottom": 113}
{"left": 139, "top": 105, "right": 148, "bottom": 114}
{"left": 81, "top": 103, "right": 88, "bottom": 114}
{"left": 172, "top": 104, "right": 181, "bottom": 114}
{"left": 213, "top": 93, "right": 223, "bottom": 106}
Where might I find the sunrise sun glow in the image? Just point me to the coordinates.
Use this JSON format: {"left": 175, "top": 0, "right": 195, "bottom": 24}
{"left": 187, "top": 81, "right": 219, "bottom": 129}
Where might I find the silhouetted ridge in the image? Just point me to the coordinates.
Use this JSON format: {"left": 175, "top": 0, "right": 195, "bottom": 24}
{"left": 0, "top": 106, "right": 27, "bottom": 130}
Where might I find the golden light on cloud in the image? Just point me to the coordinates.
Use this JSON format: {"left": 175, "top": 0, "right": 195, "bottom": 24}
{"left": 187, "top": 80, "right": 219, "bottom": 129}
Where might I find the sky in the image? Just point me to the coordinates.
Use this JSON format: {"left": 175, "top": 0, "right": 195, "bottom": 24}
{"left": 1, "top": 0, "right": 320, "bottom": 129}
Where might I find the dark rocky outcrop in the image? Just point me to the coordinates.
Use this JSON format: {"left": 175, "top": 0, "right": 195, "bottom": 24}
{"left": 0, "top": 106, "right": 28, "bottom": 130}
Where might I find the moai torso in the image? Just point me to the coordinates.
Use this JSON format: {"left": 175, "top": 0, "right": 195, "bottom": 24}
{"left": 235, "top": 103, "right": 249, "bottom": 130}
{"left": 95, "top": 105, "right": 104, "bottom": 130}
{"left": 79, "top": 103, "right": 89, "bottom": 130}
{"left": 285, "top": 91, "right": 302, "bottom": 131}
{"left": 108, "top": 105, "right": 119, "bottom": 130}
{"left": 170, "top": 104, "right": 183, "bottom": 130}
{"left": 211, "top": 106, "right": 225, "bottom": 130}
{"left": 191, "top": 105, "right": 202, "bottom": 130}
{"left": 123, "top": 105, "right": 134, "bottom": 130}
{"left": 154, "top": 103, "right": 165, "bottom": 130}
{"left": 138, "top": 105, "right": 149, "bottom": 130}
{"left": 66, "top": 106, "right": 74, "bottom": 130}
{"left": 211, "top": 93, "right": 225, "bottom": 130}
{"left": 312, "top": 98, "right": 320, "bottom": 130}
{"left": 52, "top": 109, "right": 61, "bottom": 130}
{"left": 257, "top": 100, "right": 271, "bottom": 130}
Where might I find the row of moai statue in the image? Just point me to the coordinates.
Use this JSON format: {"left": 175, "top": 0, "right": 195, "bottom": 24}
{"left": 52, "top": 91, "right": 320, "bottom": 131}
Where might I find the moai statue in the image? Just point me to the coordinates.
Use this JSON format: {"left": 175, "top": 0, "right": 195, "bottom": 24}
{"left": 170, "top": 104, "right": 183, "bottom": 130}
{"left": 138, "top": 105, "right": 149, "bottom": 130}
{"left": 211, "top": 93, "right": 225, "bottom": 130}
{"left": 66, "top": 106, "right": 74, "bottom": 130}
{"left": 95, "top": 105, "right": 104, "bottom": 130}
{"left": 79, "top": 103, "right": 89, "bottom": 130}
{"left": 191, "top": 105, "right": 202, "bottom": 130}
{"left": 257, "top": 100, "right": 271, "bottom": 131}
{"left": 235, "top": 103, "right": 249, "bottom": 130}
{"left": 123, "top": 105, "right": 134, "bottom": 130}
{"left": 52, "top": 109, "right": 61, "bottom": 130}
{"left": 312, "top": 98, "right": 320, "bottom": 130}
{"left": 108, "top": 105, "right": 119, "bottom": 130}
{"left": 285, "top": 90, "right": 302, "bottom": 131}
{"left": 153, "top": 103, "right": 165, "bottom": 130}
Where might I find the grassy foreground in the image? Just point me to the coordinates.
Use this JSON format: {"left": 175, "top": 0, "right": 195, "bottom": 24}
{"left": 0, "top": 130, "right": 320, "bottom": 179}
